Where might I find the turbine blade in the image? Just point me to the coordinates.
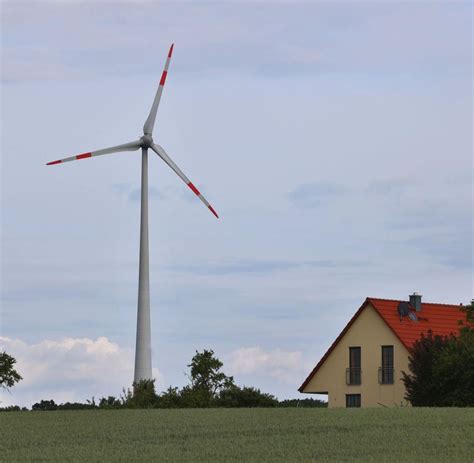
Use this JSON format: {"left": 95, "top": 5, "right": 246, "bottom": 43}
{"left": 143, "top": 43, "right": 174, "bottom": 135}
{"left": 150, "top": 143, "right": 219, "bottom": 218}
{"left": 46, "top": 140, "right": 141, "bottom": 166}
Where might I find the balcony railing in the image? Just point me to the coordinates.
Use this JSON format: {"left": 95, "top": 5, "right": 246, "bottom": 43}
{"left": 346, "top": 367, "right": 361, "bottom": 385}
{"left": 378, "top": 367, "right": 394, "bottom": 384}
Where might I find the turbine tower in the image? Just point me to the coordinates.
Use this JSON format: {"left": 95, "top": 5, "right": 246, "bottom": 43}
{"left": 47, "top": 44, "right": 218, "bottom": 384}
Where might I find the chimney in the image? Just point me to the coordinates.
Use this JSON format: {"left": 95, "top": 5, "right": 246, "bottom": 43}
{"left": 409, "top": 292, "right": 422, "bottom": 312}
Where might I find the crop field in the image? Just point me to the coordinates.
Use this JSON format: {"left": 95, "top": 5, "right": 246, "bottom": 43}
{"left": 2, "top": 408, "right": 473, "bottom": 462}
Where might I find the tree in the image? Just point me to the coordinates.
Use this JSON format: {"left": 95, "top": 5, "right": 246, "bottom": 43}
{"left": 179, "top": 385, "right": 214, "bottom": 408}
{"left": 433, "top": 328, "right": 474, "bottom": 406}
{"left": 402, "top": 328, "right": 474, "bottom": 407}
{"left": 0, "top": 351, "right": 22, "bottom": 391}
{"left": 154, "top": 350, "right": 281, "bottom": 408}
{"left": 32, "top": 400, "right": 58, "bottom": 411}
{"left": 98, "top": 396, "right": 121, "bottom": 409}
{"left": 158, "top": 387, "right": 182, "bottom": 408}
{"left": 122, "top": 379, "right": 159, "bottom": 408}
{"left": 186, "top": 349, "right": 234, "bottom": 407}
{"left": 402, "top": 331, "right": 448, "bottom": 406}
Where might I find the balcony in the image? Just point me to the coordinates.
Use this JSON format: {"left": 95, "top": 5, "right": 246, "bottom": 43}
{"left": 346, "top": 367, "right": 361, "bottom": 385}
{"left": 378, "top": 367, "right": 394, "bottom": 384}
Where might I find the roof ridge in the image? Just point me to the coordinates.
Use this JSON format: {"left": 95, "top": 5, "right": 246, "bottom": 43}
{"left": 367, "top": 297, "right": 461, "bottom": 308}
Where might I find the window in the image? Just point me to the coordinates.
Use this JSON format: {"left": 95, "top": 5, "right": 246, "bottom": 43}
{"left": 346, "top": 347, "right": 361, "bottom": 385}
{"left": 346, "top": 394, "right": 361, "bottom": 408}
{"left": 379, "top": 346, "right": 394, "bottom": 384}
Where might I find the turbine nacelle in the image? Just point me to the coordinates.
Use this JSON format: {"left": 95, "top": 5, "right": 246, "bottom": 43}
{"left": 140, "top": 134, "right": 154, "bottom": 148}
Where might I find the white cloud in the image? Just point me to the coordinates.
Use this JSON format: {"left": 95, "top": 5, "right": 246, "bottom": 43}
{"left": 228, "top": 346, "right": 305, "bottom": 384}
{"left": 0, "top": 336, "right": 162, "bottom": 407}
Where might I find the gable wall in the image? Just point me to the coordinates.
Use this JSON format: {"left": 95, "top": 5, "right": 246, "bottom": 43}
{"left": 303, "top": 303, "right": 410, "bottom": 407}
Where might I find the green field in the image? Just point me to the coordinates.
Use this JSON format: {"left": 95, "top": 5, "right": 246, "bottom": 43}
{"left": 2, "top": 408, "right": 473, "bottom": 462}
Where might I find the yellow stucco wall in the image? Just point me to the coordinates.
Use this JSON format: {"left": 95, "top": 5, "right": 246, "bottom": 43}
{"left": 302, "top": 303, "right": 410, "bottom": 408}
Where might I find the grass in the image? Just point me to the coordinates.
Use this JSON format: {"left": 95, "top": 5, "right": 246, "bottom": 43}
{"left": 2, "top": 408, "right": 473, "bottom": 462}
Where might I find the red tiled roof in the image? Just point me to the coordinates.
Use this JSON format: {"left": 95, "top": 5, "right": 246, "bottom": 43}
{"left": 368, "top": 297, "right": 466, "bottom": 349}
{"left": 298, "top": 297, "right": 467, "bottom": 393}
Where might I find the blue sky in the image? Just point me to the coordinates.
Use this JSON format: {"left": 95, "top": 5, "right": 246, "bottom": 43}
{"left": 1, "top": 1, "right": 472, "bottom": 406}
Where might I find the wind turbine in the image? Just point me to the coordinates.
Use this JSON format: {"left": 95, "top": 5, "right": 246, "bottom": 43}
{"left": 47, "top": 44, "right": 218, "bottom": 384}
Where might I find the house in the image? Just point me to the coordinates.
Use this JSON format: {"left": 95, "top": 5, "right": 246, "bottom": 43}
{"left": 298, "top": 294, "right": 466, "bottom": 408}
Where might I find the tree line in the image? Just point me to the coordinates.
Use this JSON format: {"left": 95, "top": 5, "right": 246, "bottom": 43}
{"left": 0, "top": 349, "right": 326, "bottom": 411}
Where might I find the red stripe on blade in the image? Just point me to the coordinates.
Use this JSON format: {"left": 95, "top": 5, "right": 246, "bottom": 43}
{"left": 46, "top": 160, "right": 62, "bottom": 165}
{"left": 188, "top": 182, "right": 200, "bottom": 196}
{"left": 168, "top": 44, "right": 174, "bottom": 58}
{"left": 160, "top": 71, "right": 168, "bottom": 86}
{"left": 76, "top": 152, "right": 92, "bottom": 160}
{"left": 208, "top": 205, "right": 219, "bottom": 218}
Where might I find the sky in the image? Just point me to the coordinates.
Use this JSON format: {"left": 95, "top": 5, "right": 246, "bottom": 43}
{"left": 0, "top": 0, "right": 472, "bottom": 407}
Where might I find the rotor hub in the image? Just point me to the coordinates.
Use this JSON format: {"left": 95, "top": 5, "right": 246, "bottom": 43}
{"left": 141, "top": 134, "right": 154, "bottom": 148}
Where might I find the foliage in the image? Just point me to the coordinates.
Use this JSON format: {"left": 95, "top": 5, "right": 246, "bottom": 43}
{"left": 32, "top": 400, "right": 58, "bottom": 411}
{"left": 458, "top": 299, "right": 474, "bottom": 331}
{"left": 2, "top": 409, "right": 473, "bottom": 462}
{"left": 0, "top": 405, "right": 28, "bottom": 412}
{"left": 58, "top": 402, "right": 96, "bottom": 410}
{"left": 125, "top": 379, "right": 159, "bottom": 408}
{"left": 215, "top": 385, "right": 278, "bottom": 408}
{"left": 158, "top": 387, "right": 182, "bottom": 409}
{"left": 0, "top": 351, "right": 22, "bottom": 391}
{"left": 402, "top": 329, "right": 474, "bottom": 407}
{"left": 178, "top": 385, "right": 214, "bottom": 408}
{"left": 149, "top": 349, "right": 238, "bottom": 408}
{"left": 98, "top": 396, "right": 122, "bottom": 409}
{"left": 433, "top": 328, "right": 474, "bottom": 406}
{"left": 402, "top": 331, "right": 448, "bottom": 406}
{"left": 32, "top": 399, "right": 97, "bottom": 411}
{"left": 111, "top": 379, "right": 161, "bottom": 409}
{"left": 278, "top": 398, "right": 327, "bottom": 408}
{"left": 186, "top": 349, "right": 235, "bottom": 406}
